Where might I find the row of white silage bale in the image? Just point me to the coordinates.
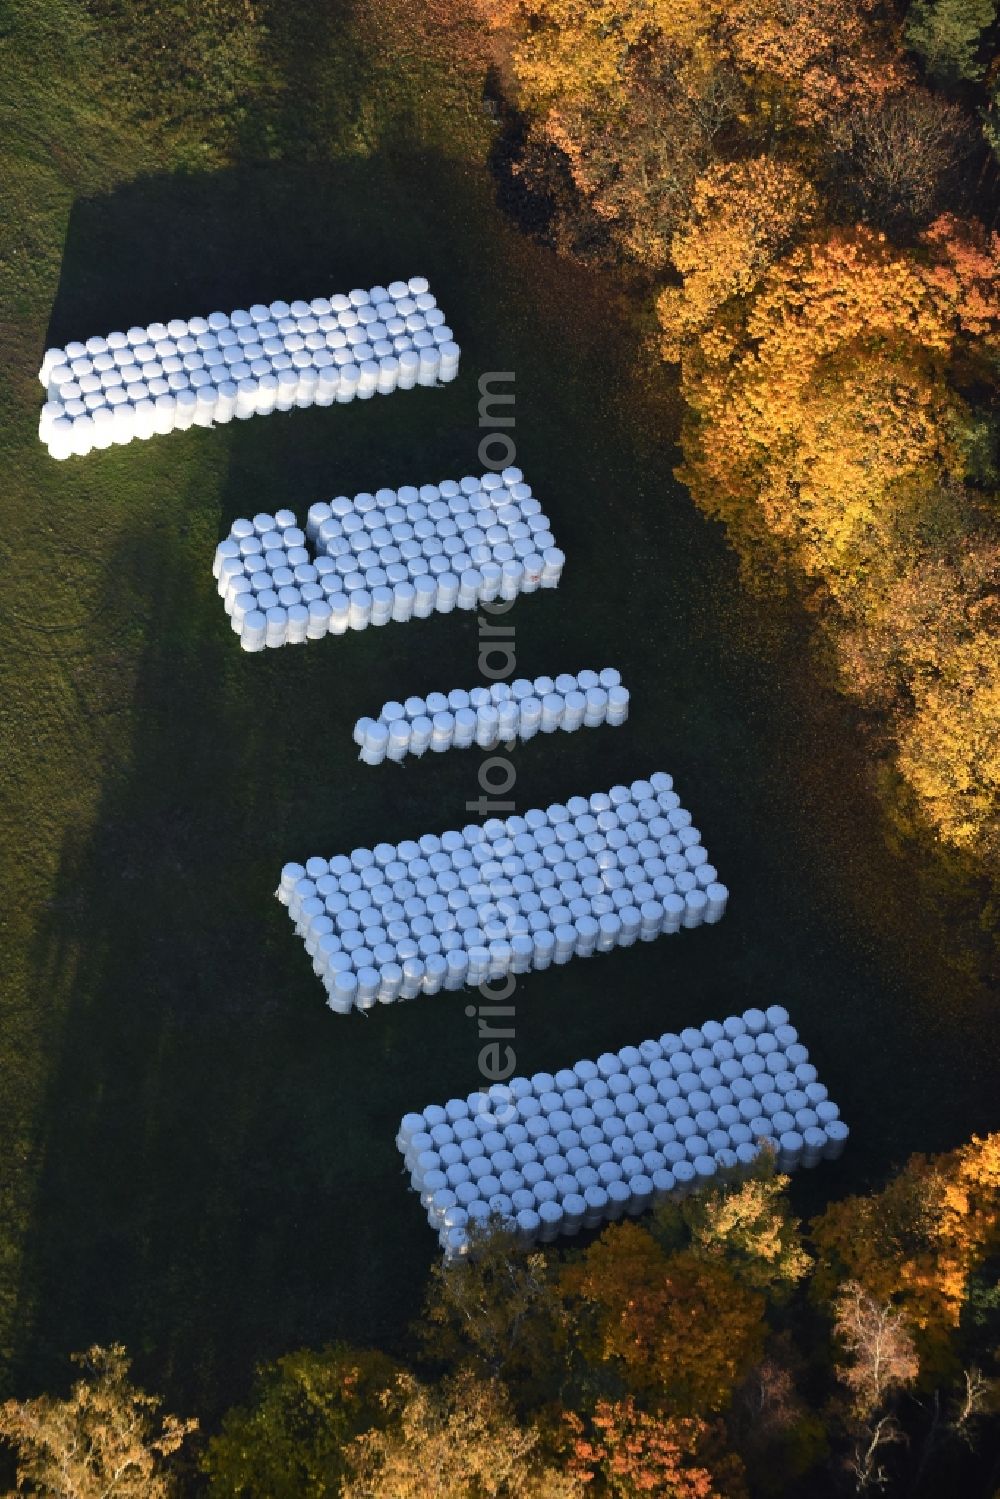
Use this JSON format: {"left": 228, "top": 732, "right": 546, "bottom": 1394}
{"left": 214, "top": 468, "right": 565, "bottom": 652}
{"left": 276, "top": 773, "right": 728, "bottom": 1015}
{"left": 397, "top": 1006, "right": 848, "bottom": 1257}
{"left": 38, "top": 278, "right": 460, "bottom": 459}
{"left": 353, "top": 668, "right": 628, "bottom": 763}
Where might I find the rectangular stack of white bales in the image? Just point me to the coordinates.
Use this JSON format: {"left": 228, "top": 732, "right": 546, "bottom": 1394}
{"left": 215, "top": 469, "right": 564, "bottom": 650}
{"left": 39, "top": 278, "right": 457, "bottom": 458}
{"left": 398, "top": 1007, "right": 848, "bottom": 1256}
{"left": 278, "top": 774, "right": 727, "bottom": 1012}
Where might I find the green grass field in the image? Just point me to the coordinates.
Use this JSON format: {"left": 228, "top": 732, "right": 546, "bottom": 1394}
{"left": 2, "top": 0, "right": 997, "bottom": 1424}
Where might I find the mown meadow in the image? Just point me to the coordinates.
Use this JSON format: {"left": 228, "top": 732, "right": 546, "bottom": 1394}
{"left": 1, "top": 0, "right": 996, "bottom": 1428}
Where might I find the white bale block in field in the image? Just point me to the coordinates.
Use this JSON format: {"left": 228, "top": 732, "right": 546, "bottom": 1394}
{"left": 214, "top": 470, "right": 564, "bottom": 653}
{"left": 353, "top": 668, "right": 626, "bottom": 763}
{"left": 37, "top": 277, "right": 460, "bottom": 457}
{"left": 278, "top": 771, "right": 725, "bottom": 1018}
{"left": 399, "top": 1007, "right": 844, "bottom": 1256}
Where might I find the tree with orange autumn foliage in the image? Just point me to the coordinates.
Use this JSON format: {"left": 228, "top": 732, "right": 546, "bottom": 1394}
{"left": 721, "top": 0, "right": 909, "bottom": 129}
{"left": 474, "top": 0, "right": 907, "bottom": 266}
{"left": 919, "top": 214, "right": 1000, "bottom": 346}
{"left": 565, "top": 1399, "right": 746, "bottom": 1497}
{"left": 559, "top": 1225, "right": 766, "bottom": 1412}
{"left": 662, "top": 210, "right": 1000, "bottom": 560}
{"left": 668, "top": 225, "right": 969, "bottom": 581}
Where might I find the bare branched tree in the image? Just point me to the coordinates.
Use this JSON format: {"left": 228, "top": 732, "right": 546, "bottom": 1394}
{"left": 827, "top": 89, "right": 972, "bottom": 233}
{"left": 948, "top": 1366, "right": 996, "bottom": 1447}
{"left": 848, "top": 1413, "right": 907, "bottom": 1493}
{"left": 834, "top": 1282, "right": 920, "bottom": 1420}
{"left": 832, "top": 1283, "right": 921, "bottom": 1493}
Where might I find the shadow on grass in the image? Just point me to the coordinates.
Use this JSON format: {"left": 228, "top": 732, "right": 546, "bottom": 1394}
{"left": 14, "top": 153, "right": 1000, "bottom": 1420}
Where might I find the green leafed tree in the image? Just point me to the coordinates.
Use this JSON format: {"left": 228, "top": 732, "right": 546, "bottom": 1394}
{"left": 905, "top": 0, "right": 997, "bottom": 81}
{"left": 201, "top": 1345, "right": 399, "bottom": 1498}
{"left": 416, "top": 1219, "right": 568, "bottom": 1397}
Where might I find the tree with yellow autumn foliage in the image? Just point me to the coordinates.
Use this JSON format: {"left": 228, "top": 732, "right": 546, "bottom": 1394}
{"left": 0, "top": 1345, "right": 196, "bottom": 1499}
{"left": 811, "top": 1133, "right": 1000, "bottom": 1373}
{"left": 898, "top": 631, "right": 1000, "bottom": 856}
{"left": 662, "top": 214, "right": 999, "bottom": 864}
{"left": 670, "top": 1158, "right": 813, "bottom": 1299}
{"left": 657, "top": 159, "right": 818, "bottom": 359}
{"left": 340, "top": 1369, "right": 580, "bottom": 1498}
{"left": 668, "top": 225, "right": 969, "bottom": 584}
